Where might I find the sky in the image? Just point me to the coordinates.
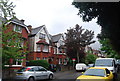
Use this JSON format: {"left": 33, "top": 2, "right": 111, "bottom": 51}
{"left": 12, "top": 0, "right": 101, "bottom": 50}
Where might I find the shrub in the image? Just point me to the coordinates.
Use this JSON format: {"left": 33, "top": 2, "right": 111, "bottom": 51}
{"left": 27, "top": 60, "right": 50, "bottom": 69}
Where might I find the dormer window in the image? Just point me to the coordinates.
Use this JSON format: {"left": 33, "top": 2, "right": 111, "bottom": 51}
{"left": 39, "top": 33, "right": 45, "bottom": 39}
{"left": 14, "top": 25, "right": 22, "bottom": 33}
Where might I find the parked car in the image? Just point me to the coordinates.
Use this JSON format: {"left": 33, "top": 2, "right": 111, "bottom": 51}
{"left": 49, "top": 64, "right": 57, "bottom": 72}
{"left": 117, "top": 59, "right": 120, "bottom": 70}
{"left": 76, "top": 67, "right": 113, "bottom": 81}
{"left": 88, "top": 64, "right": 94, "bottom": 68}
{"left": 15, "top": 66, "right": 54, "bottom": 81}
{"left": 75, "top": 63, "right": 87, "bottom": 71}
{"left": 94, "top": 58, "right": 118, "bottom": 74}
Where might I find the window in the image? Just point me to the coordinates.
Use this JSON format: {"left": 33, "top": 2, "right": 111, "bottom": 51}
{"left": 54, "top": 47, "right": 57, "bottom": 54}
{"left": 49, "top": 46, "right": 51, "bottom": 53}
{"left": 13, "top": 59, "right": 22, "bottom": 65}
{"left": 28, "top": 68, "right": 34, "bottom": 72}
{"left": 43, "top": 57, "right": 47, "bottom": 60}
{"left": 20, "top": 40, "right": 24, "bottom": 47}
{"left": 39, "top": 67, "right": 47, "bottom": 71}
{"left": 39, "top": 33, "right": 46, "bottom": 39}
{"left": 14, "top": 25, "right": 22, "bottom": 33}
{"left": 43, "top": 45, "right": 48, "bottom": 52}
{"left": 36, "top": 57, "right": 40, "bottom": 60}
{"left": 59, "top": 48, "right": 62, "bottom": 53}
{"left": 15, "top": 39, "right": 24, "bottom": 48}
{"left": 59, "top": 58, "right": 62, "bottom": 64}
{"left": 83, "top": 69, "right": 105, "bottom": 77}
{"left": 37, "top": 44, "right": 41, "bottom": 51}
{"left": 105, "top": 69, "right": 110, "bottom": 76}
{"left": 34, "top": 67, "right": 39, "bottom": 71}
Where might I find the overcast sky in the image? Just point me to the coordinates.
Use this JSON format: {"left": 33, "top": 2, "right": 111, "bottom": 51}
{"left": 12, "top": 0, "right": 101, "bottom": 50}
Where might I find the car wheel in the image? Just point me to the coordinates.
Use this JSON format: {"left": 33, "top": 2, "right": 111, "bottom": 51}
{"left": 49, "top": 74, "right": 53, "bottom": 80}
{"left": 28, "top": 77, "right": 35, "bottom": 81}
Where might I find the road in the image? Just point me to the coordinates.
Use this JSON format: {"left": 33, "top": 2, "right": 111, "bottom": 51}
{"left": 43, "top": 70, "right": 82, "bottom": 81}
{"left": 54, "top": 70, "right": 82, "bottom": 79}
{"left": 2, "top": 70, "right": 82, "bottom": 81}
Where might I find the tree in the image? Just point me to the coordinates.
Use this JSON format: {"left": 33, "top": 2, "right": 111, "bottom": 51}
{"left": 65, "top": 24, "right": 95, "bottom": 63}
{"left": 72, "top": 2, "right": 120, "bottom": 55}
{"left": 85, "top": 52, "right": 97, "bottom": 64}
{"left": 98, "top": 37, "right": 120, "bottom": 59}
{"left": 0, "top": 0, "right": 27, "bottom": 68}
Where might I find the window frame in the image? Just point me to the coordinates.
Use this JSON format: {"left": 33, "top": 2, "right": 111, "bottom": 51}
{"left": 14, "top": 25, "right": 22, "bottom": 33}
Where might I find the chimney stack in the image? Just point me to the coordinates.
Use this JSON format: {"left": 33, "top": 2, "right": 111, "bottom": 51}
{"left": 27, "top": 25, "right": 32, "bottom": 33}
{"left": 20, "top": 19, "right": 25, "bottom": 23}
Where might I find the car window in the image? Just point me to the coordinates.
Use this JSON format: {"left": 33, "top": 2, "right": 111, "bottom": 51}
{"left": 17, "top": 67, "right": 27, "bottom": 72}
{"left": 83, "top": 69, "right": 105, "bottom": 77}
{"left": 28, "top": 68, "right": 34, "bottom": 72}
{"left": 105, "top": 69, "right": 110, "bottom": 75}
{"left": 39, "top": 67, "right": 47, "bottom": 71}
{"left": 95, "top": 59, "right": 113, "bottom": 67}
{"left": 34, "top": 67, "right": 40, "bottom": 71}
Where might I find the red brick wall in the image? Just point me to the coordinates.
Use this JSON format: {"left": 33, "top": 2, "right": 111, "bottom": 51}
{"left": 5, "top": 23, "right": 29, "bottom": 68}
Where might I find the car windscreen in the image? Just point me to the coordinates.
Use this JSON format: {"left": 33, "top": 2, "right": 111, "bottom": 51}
{"left": 95, "top": 59, "right": 113, "bottom": 67}
{"left": 83, "top": 69, "right": 105, "bottom": 77}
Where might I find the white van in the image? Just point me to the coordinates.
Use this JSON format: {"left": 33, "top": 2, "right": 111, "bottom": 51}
{"left": 75, "top": 63, "right": 87, "bottom": 71}
{"left": 94, "top": 58, "right": 118, "bottom": 74}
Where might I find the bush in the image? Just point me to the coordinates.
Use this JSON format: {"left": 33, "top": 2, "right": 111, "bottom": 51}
{"left": 85, "top": 54, "right": 97, "bottom": 64}
{"left": 27, "top": 60, "right": 50, "bottom": 69}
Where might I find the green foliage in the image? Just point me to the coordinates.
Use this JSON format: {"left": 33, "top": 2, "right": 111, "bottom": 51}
{"left": 72, "top": 2, "right": 119, "bottom": 54}
{"left": 85, "top": 53, "right": 97, "bottom": 64}
{"left": 98, "top": 38, "right": 120, "bottom": 59}
{"left": 27, "top": 60, "right": 50, "bottom": 69}
{"left": 1, "top": 0, "right": 28, "bottom": 68}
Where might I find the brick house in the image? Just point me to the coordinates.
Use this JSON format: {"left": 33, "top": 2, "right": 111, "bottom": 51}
{"left": 27, "top": 25, "right": 67, "bottom": 65}
{"left": 3, "top": 17, "right": 30, "bottom": 69}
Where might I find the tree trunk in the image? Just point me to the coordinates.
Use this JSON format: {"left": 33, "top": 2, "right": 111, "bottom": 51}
{"left": 77, "top": 50, "right": 79, "bottom": 63}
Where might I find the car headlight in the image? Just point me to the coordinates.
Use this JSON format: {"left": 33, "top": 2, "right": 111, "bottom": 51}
{"left": 75, "top": 79, "right": 80, "bottom": 81}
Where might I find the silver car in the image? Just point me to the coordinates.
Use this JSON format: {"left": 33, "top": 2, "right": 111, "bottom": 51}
{"left": 15, "top": 66, "right": 54, "bottom": 81}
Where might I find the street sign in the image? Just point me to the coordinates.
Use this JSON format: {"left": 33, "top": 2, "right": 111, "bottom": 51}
{"left": 72, "top": 58, "right": 76, "bottom": 61}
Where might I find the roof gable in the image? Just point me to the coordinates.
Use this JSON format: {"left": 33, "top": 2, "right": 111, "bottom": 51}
{"left": 52, "top": 34, "right": 63, "bottom": 43}
{"left": 31, "top": 26, "right": 43, "bottom": 35}
{"left": 30, "top": 25, "right": 51, "bottom": 40}
{"left": 6, "top": 17, "right": 30, "bottom": 33}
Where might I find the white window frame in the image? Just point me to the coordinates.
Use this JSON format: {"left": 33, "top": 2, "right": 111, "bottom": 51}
{"left": 36, "top": 57, "right": 40, "bottom": 60}
{"left": 39, "top": 33, "right": 46, "bottom": 39}
{"left": 43, "top": 45, "right": 48, "bottom": 52}
{"left": 14, "top": 25, "right": 22, "bottom": 33}
{"left": 37, "top": 44, "right": 41, "bottom": 52}
{"left": 13, "top": 59, "right": 23, "bottom": 65}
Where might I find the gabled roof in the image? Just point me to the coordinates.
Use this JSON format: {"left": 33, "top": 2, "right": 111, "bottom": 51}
{"left": 52, "top": 34, "right": 63, "bottom": 43}
{"left": 10, "top": 17, "right": 26, "bottom": 26}
{"left": 5, "top": 17, "right": 30, "bottom": 33}
{"left": 29, "top": 25, "right": 44, "bottom": 37}
{"left": 29, "top": 25, "right": 51, "bottom": 41}
{"left": 31, "top": 26, "right": 43, "bottom": 35}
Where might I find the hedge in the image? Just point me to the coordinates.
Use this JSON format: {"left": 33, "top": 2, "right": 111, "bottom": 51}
{"left": 27, "top": 60, "right": 50, "bottom": 69}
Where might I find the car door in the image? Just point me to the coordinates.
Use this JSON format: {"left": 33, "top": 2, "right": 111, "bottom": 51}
{"left": 34, "top": 66, "right": 43, "bottom": 80}
{"left": 38, "top": 67, "right": 48, "bottom": 79}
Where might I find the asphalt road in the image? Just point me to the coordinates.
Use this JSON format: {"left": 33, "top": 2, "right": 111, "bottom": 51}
{"left": 2, "top": 70, "right": 82, "bottom": 81}
{"left": 44, "top": 70, "right": 82, "bottom": 81}
{"left": 54, "top": 70, "right": 82, "bottom": 79}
